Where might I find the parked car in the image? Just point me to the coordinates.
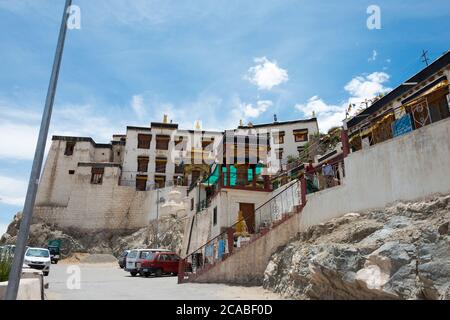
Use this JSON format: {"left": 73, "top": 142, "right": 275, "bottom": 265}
{"left": 48, "top": 246, "right": 60, "bottom": 264}
{"left": 137, "top": 251, "right": 182, "bottom": 277}
{"left": 118, "top": 250, "right": 130, "bottom": 269}
{"left": 23, "top": 247, "right": 51, "bottom": 276}
{"left": 125, "top": 248, "right": 170, "bottom": 277}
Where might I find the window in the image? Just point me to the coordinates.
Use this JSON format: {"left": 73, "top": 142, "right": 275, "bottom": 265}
{"left": 91, "top": 168, "right": 104, "bottom": 185}
{"left": 136, "top": 175, "right": 148, "bottom": 191}
{"left": 68, "top": 170, "right": 75, "bottom": 175}
{"left": 202, "top": 138, "right": 214, "bottom": 149}
{"left": 175, "top": 136, "right": 187, "bottom": 148}
{"left": 137, "top": 134, "right": 152, "bottom": 149}
{"left": 174, "top": 163, "right": 184, "bottom": 174}
{"left": 297, "top": 146, "right": 306, "bottom": 157}
{"left": 275, "top": 148, "right": 283, "bottom": 160}
{"left": 273, "top": 131, "right": 285, "bottom": 144}
{"left": 155, "top": 157, "right": 167, "bottom": 173}
{"left": 155, "top": 135, "right": 170, "bottom": 150}
{"left": 155, "top": 175, "right": 166, "bottom": 189}
{"left": 191, "top": 198, "right": 194, "bottom": 211}
{"left": 137, "top": 156, "right": 149, "bottom": 172}
{"left": 293, "top": 129, "right": 309, "bottom": 142}
{"left": 213, "top": 207, "right": 217, "bottom": 226}
{"left": 65, "top": 141, "right": 76, "bottom": 156}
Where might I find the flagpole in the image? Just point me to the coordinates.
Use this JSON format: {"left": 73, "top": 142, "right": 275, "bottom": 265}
{"left": 4, "top": 0, "right": 72, "bottom": 300}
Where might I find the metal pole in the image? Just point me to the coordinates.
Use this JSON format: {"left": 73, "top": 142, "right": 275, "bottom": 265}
{"left": 5, "top": 0, "right": 72, "bottom": 300}
{"left": 155, "top": 189, "right": 160, "bottom": 247}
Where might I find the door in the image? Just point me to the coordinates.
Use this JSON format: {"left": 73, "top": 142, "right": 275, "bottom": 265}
{"left": 239, "top": 203, "right": 255, "bottom": 234}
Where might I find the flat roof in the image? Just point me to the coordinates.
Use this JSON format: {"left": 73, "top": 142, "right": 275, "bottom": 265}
{"left": 237, "top": 117, "right": 318, "bottom": 129}
{"left": 150, "top": 122, "right": 179, "bottom": 129}
{"left": 347, "top": 50, "right": 450, "bottom": 128}
{"left": 52, "top": 136, "right": 112, "bottom": 149}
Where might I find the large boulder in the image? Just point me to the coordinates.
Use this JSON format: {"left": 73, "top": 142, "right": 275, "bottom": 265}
{"left": 264, "top": 195, "right": 450, "bottom": 300}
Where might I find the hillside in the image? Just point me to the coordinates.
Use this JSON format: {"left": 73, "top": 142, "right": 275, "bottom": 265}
{"left": 264, "top": 195, "right": 450, "bottom": 300}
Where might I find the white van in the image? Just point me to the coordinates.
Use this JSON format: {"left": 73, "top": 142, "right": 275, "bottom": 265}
{"left": 24, "top": 247, "right": 51, "bottom": 276}
{"left": 125, "top": 248, "right": 170, "bottom": 277}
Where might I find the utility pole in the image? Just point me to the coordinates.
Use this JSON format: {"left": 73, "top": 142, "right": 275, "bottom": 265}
{"left": 155, "top": 188, "right": 160, "bottom": 248}
{"left": 5, "top": 0, "right": 72, "bottom": 300}
{"left": 421, "top": 49, "right": 430, "bottom": 66}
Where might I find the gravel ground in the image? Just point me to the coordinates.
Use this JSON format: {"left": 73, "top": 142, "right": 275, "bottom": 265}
{"left": 45, "top": 262, "right": 281, "bottom": 300}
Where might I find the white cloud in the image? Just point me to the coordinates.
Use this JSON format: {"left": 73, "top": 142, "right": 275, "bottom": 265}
{"left": 245, "top": 57, "right": 289, "bottom": 90}
{"left": 0, "top": 222, "right": 9, "bottom": 237}
{"left": 368, "top": 49, "right": 378, "bottom": 62}
{"left": 344, "top": 72, "right": 391, "bottom": 99}
{"left": 0, "top": 102, "right": 123, "bottom": 161}
{"left": 295, "top": 71, "right": 391, "bottom": 132}
{"left": 131, "top": 95, "right": 146, "bottom": 118}
{"left": 0, "top": 122, "right": 39, "bottom": 160}
{"left": 239, "top": 100, "right": 273, "bottom": 118}
{"left": 0, "top": 175, "right": 27, "bottom": 206}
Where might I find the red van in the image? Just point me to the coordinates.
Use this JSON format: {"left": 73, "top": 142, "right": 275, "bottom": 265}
{"left": 137, "top": 251, "right": 181, "bottom": 277}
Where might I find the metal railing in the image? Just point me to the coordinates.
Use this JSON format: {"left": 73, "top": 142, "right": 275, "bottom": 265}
{"left": 254, "top": 180, "right": 300, "bottom": 233}
{"left": 305, "top": 158, "right": 345, "bottom": 194}
{"left": 179, "top": 179, "right": 303, "bottom": 282}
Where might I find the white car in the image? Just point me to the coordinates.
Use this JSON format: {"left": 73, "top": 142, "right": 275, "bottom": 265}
{"left": 24, "top": 247, "right": 51, "bottom": 276}
{"left": 125, "top": 248, "right": 170, "bottom": 277}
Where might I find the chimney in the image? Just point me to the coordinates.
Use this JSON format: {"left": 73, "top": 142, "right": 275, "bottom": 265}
{"left": 163, "top": 114, "right": 168, "bottom": 123}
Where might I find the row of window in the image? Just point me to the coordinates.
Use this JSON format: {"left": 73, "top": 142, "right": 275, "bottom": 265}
{"left": 275, "top": 145, "right": 308, "bottom": 160}
{"left": 273, "top": 129, "right": 309, "bottom": 144}
{"left": 137, "top": 134, "right": 170, "bottom": 150}
{"left": 137, "top": 134, "right": 215, "bottom": 150}
{"left": 137, "top": 156, "right": 183, "bottom": 174}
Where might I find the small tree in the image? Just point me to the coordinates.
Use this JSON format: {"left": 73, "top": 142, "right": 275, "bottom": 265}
{"left": 0, "top": 252, "right": 12, "bottom": 282}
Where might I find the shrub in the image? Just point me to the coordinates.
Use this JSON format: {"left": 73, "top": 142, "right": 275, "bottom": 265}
{"left": 0, "top": 253, "right": 13, "bottom": 282}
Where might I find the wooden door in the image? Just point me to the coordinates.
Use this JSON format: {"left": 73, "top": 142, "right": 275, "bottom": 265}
{"left": 239, "top": 203, "right": 255, "bottom": 234}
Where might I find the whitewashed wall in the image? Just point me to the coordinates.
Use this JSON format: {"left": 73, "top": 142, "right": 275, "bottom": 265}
{"left": 299, "top": 117, "right": 450, "bottom": 230}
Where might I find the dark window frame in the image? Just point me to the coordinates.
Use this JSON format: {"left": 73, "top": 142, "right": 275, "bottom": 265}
{"left": 137, "top": 156, "right": 150, "bottom": 172}
{"left": 213, "top": 206, "right": 218, "bottom": 226}
{"left": 137, "top": 134, "right": 152, "bottom": 149}
{"left": 91, "top": 168, "right": 104, "bottom": 185}
{"left": 155, "top": 135, "right": 170, "bottom": 150}
{"left": 65, "top": 141, "right": 76, "bottom": 156}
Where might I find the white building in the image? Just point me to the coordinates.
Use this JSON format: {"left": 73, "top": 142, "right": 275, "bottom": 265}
{"left": 33, "top": 116, "right": 318, "bottom": 232}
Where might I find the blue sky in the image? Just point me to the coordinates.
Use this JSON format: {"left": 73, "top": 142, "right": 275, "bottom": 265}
{"left": 0, "top": 0, "right": 449, "bottom": 234}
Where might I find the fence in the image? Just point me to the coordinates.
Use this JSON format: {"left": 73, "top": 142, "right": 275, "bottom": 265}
{"left": 305, "top": 158, "right": 345, "bottom": 194}
{"left": 178, "top": 179, "right": 304, "bottom": 282}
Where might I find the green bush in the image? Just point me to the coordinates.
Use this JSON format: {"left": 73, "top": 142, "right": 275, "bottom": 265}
{"left": 0, "top": 253, "right": 13, "bottom": 282}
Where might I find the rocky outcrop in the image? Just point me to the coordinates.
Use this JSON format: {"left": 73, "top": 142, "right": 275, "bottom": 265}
{"left": 263, "top": 195, "right": 450, "bottom": 300}
{"left": 1, "top": 214, "right": 185, "bottom": 258}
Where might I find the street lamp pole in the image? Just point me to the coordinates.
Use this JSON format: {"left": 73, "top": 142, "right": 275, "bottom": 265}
{"left": 4, "top": 0, "right": 72, "bottom": 300}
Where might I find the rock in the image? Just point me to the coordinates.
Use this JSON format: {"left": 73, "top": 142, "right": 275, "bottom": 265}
{"left": 263, "top": 195, "right": 450, "bottom": 300}
{"left": 417, "top": 240, "right": 450, "bottom": 300}
{"left": 1, "top": 214, "right": 185, "bottom": 259}
{"left": 438, "top": 222, "right": 449, "bottom": 235}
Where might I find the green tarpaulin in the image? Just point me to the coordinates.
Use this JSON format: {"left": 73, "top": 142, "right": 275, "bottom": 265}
{"left": 202, "top": 164, "right": 263, "bottom": 186}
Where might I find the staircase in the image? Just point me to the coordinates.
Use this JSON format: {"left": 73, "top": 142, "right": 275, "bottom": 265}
{"left": 178, "top": 177, "right": 307, "bottom": 285}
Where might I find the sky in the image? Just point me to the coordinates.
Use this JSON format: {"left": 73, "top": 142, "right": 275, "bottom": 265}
{"left": 0, "top": 0, "right": 449, "bottom": 235}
